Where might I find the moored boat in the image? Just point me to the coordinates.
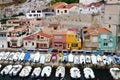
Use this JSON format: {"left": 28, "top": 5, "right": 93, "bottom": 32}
{"left": 31, "top": 67, "right": 41, "bottom": 78}
{"left": 1, "top": 65, "right": 13, "bottom": 75}
{"left": 110, "top": 68, "right": 120, "bottom": 80}
{"left": 41, "top": 66, "right": 52, "bottom": 77}
{"left": 70, "top": 67, "right": 81, "bottom": 79}
{"left": 80, "top": 55, "right": 86, "bottom": 64}
{"left": 55, "top": 66, "right": 65, "bottom": 78}
{"left": 91, "top": 54, "right": 97, "bottom": 65}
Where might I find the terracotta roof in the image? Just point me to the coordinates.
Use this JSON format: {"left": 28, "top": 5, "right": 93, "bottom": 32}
{"left": 58, "top": 4, "right": 75, "bottom": 9}
{"left": 68, "top": 27, "right": 78, "bottom": 31}
{"left": 49, "top": 23, "right": 60, "bottom": 27}
{"left": 97, "top": 28, "right": 111, "bottom": 33}
{"left": 24, "top": 34, "right": 36, "bottom": 40}
{"left": 9, "top": 28, "right": 26, "bottom": 33}
{"left": 49, "top": 2, "right": 67, "bottom": 8}
{"left": 36, "top": 31, "right": 51, "bottom": 38}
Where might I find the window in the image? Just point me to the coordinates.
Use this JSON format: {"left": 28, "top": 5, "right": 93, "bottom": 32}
{"left": 72, "top": 43, "right": 78, "bottom": 47}
{"left": 109, "top": 17, "right": 111, "bottom": 20}
{"left": 29, "top": 14, "right": 32, "bottom": 16}
{"left": 44, "top": 44, "right": 47, "bottom": 47}
{"left": 41, "top": 37, "right": 44, "bottom": 39}
{"left": 103, "top": 43, "right": 108, "bottom": 46}
{"left": 54, "top": 35, "right": 62, "bottom": 39}
{"left": 33, "top": 14, "right": 36, "bottom": 16}
{"left": 31, "top": 10, "right": 35, "bottom": 13}
{"left": 25, "top": 42, "right": 27, "bottom": 46}
{"left": 64, "top": 10, "right": 67, "bottom": 13}
{"left": 57, "top": 10, "right": 59, "bottom": 13}
{"left": 37, "top": 10, "right": 41, "bottom": 13}
{"left": 32, "top": 42, "right": 34, "bottom": 46}
{"left": 109, "top": 25, "right": 111, "bottom": 28}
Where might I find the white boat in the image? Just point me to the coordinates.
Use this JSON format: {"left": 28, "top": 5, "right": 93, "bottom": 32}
{"left": 1, "top": 65, "right": 13, "bottom": 75}
{"left": 80, "top": 55, "right": 86, "bottom": 64}
{"left": 2, "top": 52, "right": 10, "bottom": 60}
{"left": 41, "top": 66, "right": 52, "bottom": 77}
{"left": 83, "top": 67, "right": 95, "bottom": 79}
{"left": 46, "top": 53, "right": 51, "bottom": 62}
{"left": 9, "top": 65, "right": 22, "bottom": 76}
{"left": 18, "top": 52, "right": 25, "bottom": 61}
{"left": 102, "top": 55, "right": 109, "bottom": 65}
{"left": 85, "top": 55, "right": 91, "bottom": 64}
{"left": 0, "top": 52, "right": 5, "bottom": 60}
{"left": 55, "top": 66, "right": 65, "bottom": 78}
{"left": 96, "top": 55, "right": 103, "bottom": 64}
{"left": 19, "top": 66, "right": 32, "bottom": 77}
{"left": 28, "top": 54, "right": 35, "bottom": 62}
{"left": 110, "top": 68, "right": 120, "bottom": 80}
{"left": 91, "top": 54, "right": 97, "bottom": 65}
{"left": 70, "top": 67, "right": 81, "bottom": 79}
{"left": 7, "top": 52, "right": 15, "bottom": 61}
{"left": 108, "top": 56, "right": 115, "bottom": 64}
{"left": 40, "top": 55, "right": 46, "bottom": 64}
{"left": 33, "top": 52, "right": 40, "bottom": 62}
{"left": 13, "top": 52, "right": 21, "bottom": 61}
{"left": 74, "top": 55, "right": 80, "bottom": 64}
{"left": 31, "top": 67, "right": 41, "bottom": 78}
{"left": 68, "top": 53, "right": 74, "bottom": 62}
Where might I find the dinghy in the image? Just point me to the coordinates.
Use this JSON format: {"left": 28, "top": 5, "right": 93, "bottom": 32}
{"left": 80, "top": 55, "right": 86, "bottom": 64}
{"left": 70, "top": 67, "right": 81, "bottom": 79}
{"left": 74, "top": 55, "right": 80, "bottom": 64}
{"left": 19, "top": 66, "right": 32, "bottom": 77}
{"left": 9, "top": 65, "right": 22, "bottom": 76}
{"left": 110, "top": 68, "right": 120, "bottom": 80}
{"left": 85, "top": 55, "right": 91, "bottom": 64}
{"left": 68, "top": 53, "right": 74, "bottom": 62}
{"left": 83, "top": 67, "right": 95, "bottom": 79}
{"left": 33, "top": 52, "right": 40, "bottom": 63}
{"left": 55, "top": 66, "right": 65, "bottom": 78}
{"left": 1, "top": 65, "right": 13, "bottom": 75}
{"left": 91, "top": 54, "right": 97, "bottom": 65}
{"left": 46, "top": 53, "right": 51, "bottom": 62}
{"left": 41, "top": 66, "right": 52, "bottom": 77}
{"left": 31, "top": 67, "right": 41, "bottom": 78}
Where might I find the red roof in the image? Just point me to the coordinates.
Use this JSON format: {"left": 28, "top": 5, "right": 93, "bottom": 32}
{"left": 58, "top": 4, "right": 75, "bottom": 9}
{"left": 24, "top": 34, "right": 36, "bottom": 40}
{"left": 49, "top": 2, "right": 67, "bottom": 8}
{"left": 49, "top": 23, "right": 60, "bottom": 27}
{"left": 36, "top": 31, "right": 51, "bottom": 38}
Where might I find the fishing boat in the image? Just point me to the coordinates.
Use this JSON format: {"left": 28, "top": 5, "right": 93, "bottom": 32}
{"left": 9, "top": 65, "right": 22, "bottom": 76}
{"left": 41, "top": 66, "right": 52, "bottom": 77}
{"left": 108, "top": 56, "right": 115, "bottom": 64}
{"left": 70, "top": 67, "right": 81, "bottom": 79}
{"left": 102, "top": 55, "right": 109, "bottom": 65}
{"left": 28, "top": 53, "right": 35, "bottom": 62}
{"left": 33, "top": 52, "right": 40, "bottom": 63}
{"left": 85, "top": 55, "right": 91, "bottom": 64}
{"left": 46, "top": 53, "right": 51, "bottom": 62}
{"left": 51, "top": 53, "right": 57, "bottom": 63}
{"left": 62, "top": 53, "right": 68, "bottom": 63}
{"left": 7, "top": 52, "right": 15, "bottom": 61}
{"left": 74, "top": 55, "right": 80, "bottom": 64}
{"left": 13, "top": 52, "right": 21, "bottom": 61}
{"left": 0, "top": 52, "right": 5, "bottom": 60}
{"left": 1, "top": 65, "right": 13, "bottom": 75}
{"left": 40, "top": 55, "right": 46, "bottom": 64}
{"left": 2, "top": 52, "right": 10, "bottom": 60}
{"left": 55, "top": 66, "right": 65, "bottom": 78}
{"left": 113, "top": 55, "right": 120, "bottom": 64}
{"left": 18, "top": 52, "right": 25, "bottom": 61}
{"left": 83, "top": 67, "right": 95, "bottom": 79}
{"left": 19, "top": 66, "right": 32, "bottom": 77}
{"left": 96, "top": 55, "right": 103, "bottom": 64}
{"left": 80, "top": 55, "right": 86, "bottom": 64}
{"left": 91, "top": 54, "right": 97, "bottom": 65}
{"left": 110, "top": 68, "right": 120, "bottom": 80}
{"left": 68, "top": 53, "right": 74, "bottom": 63}
{"left": 31, "top": 67, "right": 41, "bottom": 78}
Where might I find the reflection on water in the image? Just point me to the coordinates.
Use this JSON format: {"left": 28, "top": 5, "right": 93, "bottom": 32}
{"left": 0, "top": 67, "right": 114, "bottom": 80}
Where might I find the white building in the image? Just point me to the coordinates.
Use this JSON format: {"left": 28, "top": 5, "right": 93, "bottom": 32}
{"left": 79, "top": 0, "right": 101, "bottom": 4}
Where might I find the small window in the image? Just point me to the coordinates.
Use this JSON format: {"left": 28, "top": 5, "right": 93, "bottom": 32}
{"left": 57, "top": 10, "right": 59, "bottom": 13}
{"left": 104, "top": 43, "right": 108, "bottom": 46}
{"left": 109, "top": 17, "right": 111, "bottom": 20}
{"left": 31, "top": 10, "right": 35, "bottom": 13}
{"left": 32, "top": 42, "right": 34, "bottom": 46}
{"left": 25, "top": 42, "right": 27, "bottom": 46}
{"left": 64, "top": 10, "right": 67, "bottom": 13}
{"left": 29, "top": 14, "right": 32, "bottom": 16}
{"left": 41, "top": 37, "right": 44, "bottom": 39}
{"left": 109, "top": 25, "right": 111, "bottom": 28}
{"left": 37, "top": 10, "right": 41, "bottom": 13}
{"left": 33, "top": 14, "right": 36, "bottom": 16}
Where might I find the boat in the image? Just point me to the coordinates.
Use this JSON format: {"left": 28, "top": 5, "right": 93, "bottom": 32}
{"left": 62, "top": 53, "right": 68, "bottom": 63}
{"left": 102, "top": 55, "right": 109, "bottom": 65}
{"left": 7, "top": 52, "right": 15, "bottom": 61}
{"left": 108, "top": 56, "right": 115, "bottom": 64}
{"left": 113, "top": 55, "right": 120, "bottom": 64}
{"left": 1, "top": 65, "right": 13, "bottom": 75}
{"left": 28, "top": 53, "right": 35, "bottom": 62}
{"left": 68, "top": 53, "right": 74, "bottom": 63}
{"left": 85, "top": 55, "right": 91, "bottom": 64}
{"left": 51, "top": 53, "right": 57, "bottom": 63}
{"left": 2, "top": 52, "right": 10, "bottom": 60}
{"left": 55, "top": 66, "right": 65, "bottom": 78}
{"left": 40, "top": 55, "right": 46, "bottom": 64}
{"left": 96, "top": 55, "right": 103, "bottom": 64}
{"left": 18, "top": 52, "right": 25, "bottom": 61}
{"left": 9, "top": 65, "right": 22, "bottom": 76}
{"left": 110, "top": 68, "right": 120, "bottom": 80}
{"left": 41, "top": 66, "right": 52, "bottom": 77}
{"left": 33, "top": 52, "right": 40, "bottom": 62}
{"left": 46, "top": 53, "right": 51, "bottom": 62}
{"left": 91, "top": 54, "right": 97, "bottom": 65}
{"left": 0, "top": 52, "right": 5, "bottom": 60}
{"left": 83, "top": 67, "right": 95, "bottom": 79}
{"left": 19, "top": 66, "right": 32, "bottom": 77}
{"left": 31, "top": 67, "right": 41, "bottom": 78}
{"left": 80, "top": 55, "right": 86, "bottom": 64}
{"left": 74, "top": 55, "right": 80, "bottom": 64}
{"left": 70, "top": 67, "right": 81, "bottom": 79}
{"left": 13, "top": 52, "right": 21, "bottom": 61}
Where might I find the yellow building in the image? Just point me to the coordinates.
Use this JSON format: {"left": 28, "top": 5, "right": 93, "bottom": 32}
{"left": 66, "top": 31, "right": 81, "bottom": 50}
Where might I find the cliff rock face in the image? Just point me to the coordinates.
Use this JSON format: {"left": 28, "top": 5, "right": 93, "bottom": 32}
{"left": 0, "top": 0, "right": 51, "bottom": 19}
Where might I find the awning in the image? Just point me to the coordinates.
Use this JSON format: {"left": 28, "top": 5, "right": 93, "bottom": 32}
{"left": 23, "top": 51, "right": 30, "bottom": 61}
